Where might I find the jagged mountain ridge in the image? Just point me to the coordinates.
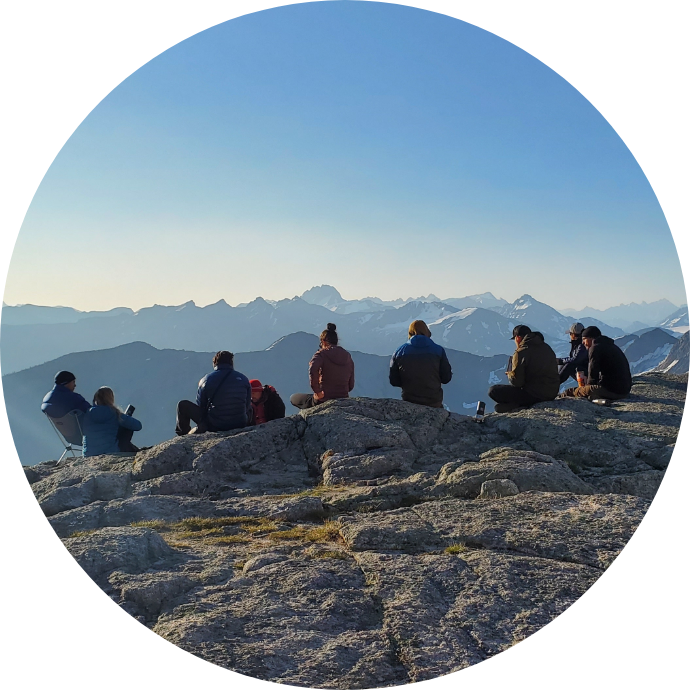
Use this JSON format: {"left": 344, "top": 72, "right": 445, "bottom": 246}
{"left": 614, "top": 328, "right": 678, "bottom": 374}
{"left": 561, "top": 299, "right": 680, "bottom": 330}
{"left": 654, "top": 331, "right": 690, "bottom": 374}
{"left": 498, "top": 294, "right": 624, "bottom": 345}
{"left": 1, "top": 290, "right": 629, "bottom": 374}
{"left": 658, "top": 306, "right": 689, "bottom": 332}
{"left": 299, "top": 286, "right": 509, "bottom": 314}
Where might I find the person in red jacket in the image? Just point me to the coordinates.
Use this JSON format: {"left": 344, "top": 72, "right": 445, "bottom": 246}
{"left": 290, "top": 323, "right": 355, "bottom": 409}
{"left": 248, "top": 379, "right": 286, "bottom": 425}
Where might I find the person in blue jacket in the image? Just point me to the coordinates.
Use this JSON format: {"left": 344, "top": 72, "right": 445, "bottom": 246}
{"left": 557, "top": 322, "right": 589, "bottom": 384}
{"left": 389, "top": 320, "right": 453, "bottom": 408}
{"left": 41, "top": 370, "right": 91, "bottom": 418}
{"left": 175, "top": 350, "right": 252, "bottom": 435}
{"left": 82, "top": 386, "right": 142, "bottom": 457}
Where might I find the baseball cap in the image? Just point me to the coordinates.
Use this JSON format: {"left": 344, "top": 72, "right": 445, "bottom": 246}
{"left": 510, "top": 325, "right": 531, "bottom": 340}
{"left": 566, "top": 322, "right": 585, "bottom": 336}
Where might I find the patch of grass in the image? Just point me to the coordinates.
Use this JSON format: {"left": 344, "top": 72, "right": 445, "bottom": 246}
{"left": 165, "top": 540, "right": 194, "bottom": 550}
{"left": 177, "top": 516, "right": 247, "bottom": 531}
{"left": 268, "top": 520, "right": 342, "bottom": 543}
{"left": 175, "top": 528, "right": 225, "bottom": 540}
{"left": 242, "top": 520, "right": 280, "bottom": 534}
{"left": 130, "top": 519, "right": 170, "bottom": 531}
{"left": 208, "top": 535, "right": 252, "bottom": 546}
{"left": 66, "top": 529, "right": 98, "bottom": 539}
{"left": 130, "top": 515, "right": 282, "bottom": 535}
{"left": 444, "top": 542, "right": 468, "bottom": 555}
{"left": 233, "top": 560, "right": 247, "bottom": 570}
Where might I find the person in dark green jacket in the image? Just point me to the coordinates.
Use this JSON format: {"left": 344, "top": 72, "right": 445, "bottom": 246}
{"left": 488, "top": 325, "right": 560, "bottom": 412}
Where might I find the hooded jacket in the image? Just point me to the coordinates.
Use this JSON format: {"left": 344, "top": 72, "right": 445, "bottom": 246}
{"left": 507, "top": 331, "right": 560, "bottom": 401}
{"left": 389, "top": 334, "right": 453, "bottom": 408}
{"left": 82, "top": 406, "right": 142, "bottom": 457}
{"left": 309, "top": 345, "right": 355, "bottom": 401}
{"left": 197, "top": 363, "right": 252, "bottom": 431}
{"left": 587, "top": 336, "right": 632, "bottom": 395}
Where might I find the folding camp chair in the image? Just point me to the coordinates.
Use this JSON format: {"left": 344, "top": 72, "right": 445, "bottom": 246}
{"left": 44, "top": 410, "right": 84, "bottom": 465}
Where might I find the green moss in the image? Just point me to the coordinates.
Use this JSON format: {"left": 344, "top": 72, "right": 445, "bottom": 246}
{"left": 444, "top": 542, "right": 468, "bottom": 555}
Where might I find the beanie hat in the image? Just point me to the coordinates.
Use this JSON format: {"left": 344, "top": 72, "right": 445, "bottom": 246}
{"left": 249, "top": 379, "right": 263, "bottom": 391}
{"left": 55, "top": 370, "right": 76, "bottom": 386}
{"left": 581, "top": 326, "right": 602, "bottom": 339}
{"left": 567, "top": 322, "right": 585, "bottom": 336}
{"left": 408, "top": 320, "right": 432, "bottom": 338}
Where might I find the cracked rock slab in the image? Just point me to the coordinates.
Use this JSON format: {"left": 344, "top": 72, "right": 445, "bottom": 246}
{"left": 415, "top": 492, "right": 648, "bottom": 569}
{"left": 24, "top": 374, "right": 685, "bottom": 689}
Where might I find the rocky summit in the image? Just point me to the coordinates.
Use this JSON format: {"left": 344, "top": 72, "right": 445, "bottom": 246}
{"left": 26, "top": 373, "right": 685, "bottom": 688}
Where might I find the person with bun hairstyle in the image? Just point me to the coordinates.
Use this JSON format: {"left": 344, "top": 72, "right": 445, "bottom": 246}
{"left": 290, "top": 323, "right": 355, "bottom": 409}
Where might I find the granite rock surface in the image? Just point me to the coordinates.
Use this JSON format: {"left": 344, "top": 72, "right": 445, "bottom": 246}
{"left": 27, "top": 373, "right": 685, "bottom": 688}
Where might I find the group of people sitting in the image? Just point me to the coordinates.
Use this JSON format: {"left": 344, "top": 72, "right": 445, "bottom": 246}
{"left": 41, "top": 361, "right": 286, "bottom": 457}
{"left": 488, "top": 322, "right": 632, "bottom": 412}
{"left": 41, "top": 373, "right": 144, "bottom": 457}
{"left": 41, "top": 318, "right": 631, "bottom": 458}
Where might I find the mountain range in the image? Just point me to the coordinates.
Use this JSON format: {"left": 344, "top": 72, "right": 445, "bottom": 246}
{"left": 298, "top": 285, "right": 510, "bottom": 313}
{"left": 653, "top": 331, "right": 690, "bottom": 375}
{"left": 3, "top": 335, "right": 509, "bottom": 465}
{"left": 1, "top": 288, "right": 649, "bottom": 374}
{"left": 561, "top": 299, "right": 682, "bottom": 331}
{"left": 657, "top": 307, "right": 689, "bottom": 333}
{"left": 613, "top": 329, "right": 678, "bottom": 375}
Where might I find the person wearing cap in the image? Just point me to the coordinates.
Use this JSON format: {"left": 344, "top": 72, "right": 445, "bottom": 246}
{"left": 389, "top": 319, "right": 452, "bottom": 408}
{"left": 248, "top": 379, "right": 286, "bottom": 426}
{"left": 175, "top": 351, "right": 251, "bottom": 435}
{"left": 488, "top": 325, "right": 560, "bottom": 412}
{"left": 557, "top": 322, "right": 589, "bottom": 384}
{"left": 41, "top": 371, "right": 92, "bottom": 419}
{"left": 560, "top": 326, "right": 632, "bottom": 401}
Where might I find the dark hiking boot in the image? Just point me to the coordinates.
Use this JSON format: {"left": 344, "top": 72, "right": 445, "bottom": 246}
{"left": 494, "top": 402, "right": 520, "bottom": 413}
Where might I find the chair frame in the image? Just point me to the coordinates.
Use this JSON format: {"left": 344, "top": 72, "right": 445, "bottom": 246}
{"left": 45, "top": 410, "right": 84, "bottom": 465}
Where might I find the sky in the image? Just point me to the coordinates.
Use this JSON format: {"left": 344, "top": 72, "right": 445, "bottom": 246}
{"left": 3, "top": 1, "right": 685, "bottom": 312}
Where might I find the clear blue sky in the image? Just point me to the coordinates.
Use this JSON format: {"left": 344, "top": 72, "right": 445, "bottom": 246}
{"left": 5, "top": 1, "right": 685, "bottom": 311}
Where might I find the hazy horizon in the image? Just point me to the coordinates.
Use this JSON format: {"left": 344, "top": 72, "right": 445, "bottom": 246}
{"left": 1, "top": 286, "right": 684, "bottom": 315}
{"left": 3, "top": 3, "right": 685, "bottom": 312}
